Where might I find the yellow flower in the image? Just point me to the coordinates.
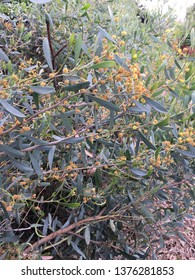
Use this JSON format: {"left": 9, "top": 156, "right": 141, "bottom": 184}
{"left": 63, "top": 67, "right": 69, "bottom": 74}
{"left": 132, "top": 54, "right": 137, "bottom": 59}
{"left": 6, "top": 205, "right": 13, "bottom": 212}
{"left": 49, "top": 72, "right": 57, "bottom": 78}
{"left": 153, "top": 119, "right": 158, "bottom": 125}
{"left": 40, "top": 81, "right": 46, "bottom": 87}
{"left": 12, "top": 74, "right": 19, "bottom": 81}
{"left": 121, "top": 31, "right": 127, "bottom": 36}
{"left": 177, "top": 48, "right": 182, "bottom": 55}
{"left": 119, "top": 40, "right": 125, "bottom": 46}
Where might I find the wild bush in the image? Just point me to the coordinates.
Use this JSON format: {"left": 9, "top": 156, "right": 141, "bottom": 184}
{"left": 0, "top": 0, "right": 194, "bottom": 260}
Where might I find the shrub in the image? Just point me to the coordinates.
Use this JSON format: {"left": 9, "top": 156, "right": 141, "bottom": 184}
{"left": 0, "top": 0, "right": 194, "bottom": 260}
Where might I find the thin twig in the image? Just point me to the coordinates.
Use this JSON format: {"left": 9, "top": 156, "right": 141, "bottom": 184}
{"left": 54, "top": 42, "right": 68, "bottom": 58}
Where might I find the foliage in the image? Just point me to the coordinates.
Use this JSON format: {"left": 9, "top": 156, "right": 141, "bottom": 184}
{"left": 0, "top": 0, "right": 195, "bottom": 260}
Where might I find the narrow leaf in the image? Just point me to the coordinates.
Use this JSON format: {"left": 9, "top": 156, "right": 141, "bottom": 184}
{"left": 108, "top": 5, "right": 115, "bottom": 25}
{"left": 97, "top": 26, "right": 117, "bottom": 44}
{"left": 30, "top": 86, "right": 55, "bottom": 94}
{"left": 140, "top": 205, "right": 155, "bottom": 222}
{"left": 144, "top": 96, "right": 168, "bottom": 113}
{"left": 48, "top": 145, "right": 56, "bottom": 170}
{"left": 63, "top": 81, "right": 90, "bottom": 92}
{"left": 168, "top": 87, "right": 179, "bottom": 98}
{"left": 174, "top": 59, "right": 181, "bottom": 69}
{"left": 130, "top": 168, "right": 147, "bottom": 177}
{"left": 150, "top": 34, "right": 161, "bottom": 44}
{"left": 60, "top": 112, "right": 72, "bottom": 132}
{"left": 156, "top": 61, "right": 167, "bottom": 74}
{"left": 84, "top": 226, "right": 91, "bottom": 245}
{"left": 43, "top": 37, "right": 53, "bottom": 71}
{"left": 0, "top": 99, "right": 25, "bottom": 118}
{"left": 0, "top": 48, "right": 9, "bottom": 62}
{"left": 70, "top": 241, "right": 86, "bottom": 259}
{"left": 29, "top": 152, "right": 43, "bottom": 177}
{"left": 156, "top": 115, "right": 170, "bottom": 127}
{"left": 74, "top": 34, "right": 83, "bottom": 65}
{"left": 30, "top": 0, "right": 52, "bottom": 4}
{"left": 0, "top": 145, "right": 24, "bottom": 159}
{"left": 63, "top": 136, "right": 85, "bottom": 144}
{"left": 33, "top": 92, "right": 39, "bottom": 109}
{"left": 11, "top": 159, "right": 34, "bottom": 173}
{"left": 138, "top": 130, "right": 156, "bottom": 150}
{"left": 92, "top": 60, "right": 116, "bottom": 70}
{"left": 114, "top": 54, "right": 130, "bottom": 72}
{"left": 176, "top": 149, "right": 195, "bottom": 158}
{"left": 88, "top": 95, "right": 120, "bottom": 112}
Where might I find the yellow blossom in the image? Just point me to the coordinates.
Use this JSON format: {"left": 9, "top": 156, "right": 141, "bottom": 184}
{"left": 121, "top": 31, "right": 127, "bottom": 36}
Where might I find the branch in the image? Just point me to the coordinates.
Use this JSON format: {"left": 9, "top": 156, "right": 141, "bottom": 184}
{"left": 54, "top": 42, "right": 68, "bottom": 58}
{"left": 23, "top": 213, "right": 115, "bottom": 255}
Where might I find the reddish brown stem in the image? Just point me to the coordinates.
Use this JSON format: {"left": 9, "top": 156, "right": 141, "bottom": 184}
{"left": 54, "top": 42, "right": 67, "bottom": 58}
{"left": 23, "top": 214, "right": 114, "bottom": 255}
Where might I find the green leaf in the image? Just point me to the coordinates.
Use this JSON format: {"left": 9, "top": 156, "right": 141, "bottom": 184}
{"left": 174, "top": 59, "right": 181, "bottom": 69}
{"left": 45, "top": 13, "right": 54, "bottom": 28}
{"left": 176, "top": 149, "right": 195, "bottom": 158}
{"left": 63, "top": 81, "right": 90, "bottom": 92}
{"left": 0, "top": 48, "right": 9, "bottom": 62}
{"left": 84, "top": 226, "right": 91, "bottom": 245}
{"left": 152, "top": 89, "right": 164, "bottom": 97}
{"left": 60, "top": 112, "right": 73, "bottom": 132}
{"left": 130, "top": 168, "right": 147, "bottom": 177}
{"left": 155, "top": 147, "right": 161, "bottom": 160}
{"left": 29, "top": 152, "right": 43, "bottom": 178}
{"left": 48, "top": 145, "right": 56, "bottom": 170}
{"left": 150, "top": 34, "right": 161, "bottom": 44}
{"left": 30, "top": 86, "right": 55, "bottom": 94}
{"left": 144, "top": 96, "right": 168, "bottom": 113}
{"left": 74, "top": 34, "right": 83, "bottom": 65}
{"left": 114, "top": 54, "right": 130, "bottom": 72}
{"left": 32, "top": 92, "right": 39, "bottom": 109}
{"left": 11, "top": 159, "right": 34, "bottom": 174}
{"left": 81, "top": 3, "right": 91, "bottom": 10}
{"left": 30, "top": 0, "right": 52, "bottom": 4}
{"left": 145, "top": 75, "right": 152, "bottom": 87}
{"left": 169, "top": 68, "right": 175, "bottom": 80}
{"left": 140, "top": 205, "right": 155, "bottom": 222}
{"left": 0, "top": 145, "right": 25, "bottom": 159}
{"left": 71, "top": 241, "right": 86, "bottom": 259}
{"left": 0, "top": 99, "right": 25, "bottom": 118}
{"left": 88, "top": 95, "right": 120, "bottom": 112}
{"left": 108, "top": 5, "right": 115, "bottom": 25}
{"left": 138, "top": 131, "right": 156, "bottom": 150}
{"left": 65, "top": 203, "right": 80, "bottom": 209}
{"left": 43, "top": 37, "right": 53, "bottom": 71}
{"left": 109, "top": 109, "right": 115, "bottom": 129}
{"left": 156, "top": 61, "right": 167, "bottom": 74}
{"left": 97, "top": 26, "right": 117, "bottom": 44}
{"left": 156, "top": 115, "right": 170, "bottom": 127}
{"left": 63, "top": 136, "right": 85, "bottom": 144}
{"left": 167, "top": 40, "right": 173, "bottom": 49}
{"left": 168, "top": 87, "right": 179, "bottom": 98}
{"left": 92, "top": 60, "right": 116, "bottom": 70}
{"left": 63, "top": 75, "right": 80, "bottom": 82}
